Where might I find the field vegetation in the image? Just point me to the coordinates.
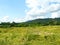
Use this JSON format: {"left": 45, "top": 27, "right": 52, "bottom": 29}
{"left": 0, "top": 26, "right": 60, "bottom": 45}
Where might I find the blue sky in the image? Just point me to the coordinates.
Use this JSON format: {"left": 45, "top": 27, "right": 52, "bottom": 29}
{"left": 0, "top": 0, "right": 26, "bottom": 22}
{"left": 0, "top": 0, "right": 60, "bottom": 22}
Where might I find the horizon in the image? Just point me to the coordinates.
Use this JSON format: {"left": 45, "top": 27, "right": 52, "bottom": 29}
{"left": 0, "top": 0, "right": 60, "bottom": 22}
{"left": 0, "top": 17, "right": 60, "bottom": 23}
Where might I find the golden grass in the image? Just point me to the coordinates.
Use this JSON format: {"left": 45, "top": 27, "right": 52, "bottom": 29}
{"left": 0, "top": 26, "right": 60, "bottom": 45}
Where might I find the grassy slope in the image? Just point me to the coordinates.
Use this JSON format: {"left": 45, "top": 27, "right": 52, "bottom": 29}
{"left": 0, "top": 26, "right": 60, "bottom": 45}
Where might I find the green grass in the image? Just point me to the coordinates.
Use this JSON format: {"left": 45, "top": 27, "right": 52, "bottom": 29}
{"left": 0, "top": 26, "right": 60, "bottom": 45}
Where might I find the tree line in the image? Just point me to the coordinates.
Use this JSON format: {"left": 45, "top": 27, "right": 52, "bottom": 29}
{"left": 0, "top": 18, "right": 60, "bottom": 28}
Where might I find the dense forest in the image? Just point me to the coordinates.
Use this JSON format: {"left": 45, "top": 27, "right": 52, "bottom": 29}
{"left": 0, "top": 18, "right": 60, "bottom": 28}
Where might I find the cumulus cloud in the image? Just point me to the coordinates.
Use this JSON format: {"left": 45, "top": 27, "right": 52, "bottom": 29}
{"left": 0, "top": 16, "right": 10, "bottom": 22}
{"left": 25, "top": 0, "right": 60, "bottom": 20}
{"left": 13, "top": 17, "right": 26, "bottom": 23}
{"left": 0, "top": 16, "right": 26, "bottom": 23}
{"left": 51, "top": 12, "right": 59, "bottom": 18}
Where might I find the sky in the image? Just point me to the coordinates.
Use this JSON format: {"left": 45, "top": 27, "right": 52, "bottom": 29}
{"left": 0, "top": 0, "right": 60, "bottom": 22}
{"left": 0, "top": 0, "right": 25, "bottom": 22}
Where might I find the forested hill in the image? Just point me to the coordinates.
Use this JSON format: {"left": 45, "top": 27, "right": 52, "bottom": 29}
{"left": 26, "top": 18, "right": 60, "bottom": 25}
{"left": 0, "top": 18, "right": 60, "bottom": 27}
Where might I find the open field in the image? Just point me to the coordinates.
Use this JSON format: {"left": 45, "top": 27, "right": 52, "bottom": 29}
{"left": 0, "top": 26, "right": 60, "bottom": 45}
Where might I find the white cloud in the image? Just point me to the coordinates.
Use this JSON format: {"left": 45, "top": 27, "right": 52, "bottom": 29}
{"left": 47, "top": 4, "right": 60, "bottom": 12}
{"left": 26, "top": 0, "right": 49, "bottom": 8}
{"left": 36, "top": 16, "right": 45, "bottom": 19}
{"left": 0, "top": 16, "right": 10, "bottom": 22}
{"left": 25, "top": 0, "right": 60, "bottom": 20}
{"left": 0, "top": 16, "right": 27, "bottom": 23}
{"left": 51, "top": 12, "right": 58, "bottom": 18}
{"left": 13, "top": 17, "right": 26, "bottom": 23}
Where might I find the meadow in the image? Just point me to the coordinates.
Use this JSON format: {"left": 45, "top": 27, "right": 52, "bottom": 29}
{"left": 0, "top": 26, "right": 60, "bottom": 45}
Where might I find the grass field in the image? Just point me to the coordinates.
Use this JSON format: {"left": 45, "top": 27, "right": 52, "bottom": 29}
{"left": 0, "top": 26, "right": 60, "bottom": 45}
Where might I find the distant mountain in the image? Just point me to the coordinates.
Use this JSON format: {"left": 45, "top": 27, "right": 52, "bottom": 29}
{"left": 23, "top": 18, "right": 60, "bottom": 26}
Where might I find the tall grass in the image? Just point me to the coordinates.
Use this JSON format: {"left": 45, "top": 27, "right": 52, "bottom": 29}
{"left": 0, "top": 26, "right": 60, "bottom": 45}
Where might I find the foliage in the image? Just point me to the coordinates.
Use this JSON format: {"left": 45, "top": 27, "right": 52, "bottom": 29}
{"left": 0, "top": 18, "right": 60, "bottom": 28}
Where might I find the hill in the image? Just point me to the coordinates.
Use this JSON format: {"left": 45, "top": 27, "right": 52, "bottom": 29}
{"left": 22, "top": 18, "right": 60, "bottom": 26}
{"left": 0, "top": 18, "right": 60, "bottom": 27}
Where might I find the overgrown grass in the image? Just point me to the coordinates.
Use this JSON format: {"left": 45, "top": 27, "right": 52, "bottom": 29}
{"left": 0, "top": 26, "right": 60, "bottom": 45}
